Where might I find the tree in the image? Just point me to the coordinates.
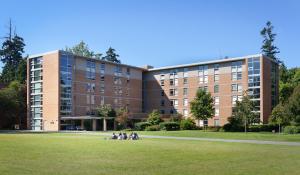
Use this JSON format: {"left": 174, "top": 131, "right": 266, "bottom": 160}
{"left": 65, "top": 41, "right": 102, "bottom": 59}
{"left": 116, "top": 107, "right": 130, "bottom": 129}
{"left": 0, "top": 20, "right": 26, "bottom": 83}
{"left": 260, "top": 21, "right": 280, "bottom": 62}
{"left": 102, "top": 47, "right": 121, "bottom": 63}
{"left": 190, "top": 89, "right": 214, "bottom": 125}
{"left": 270, "top": 103, "right": 290, "bottom": 133}
{"left": 286, "top": 84, "right": 300, "bottom": 126}
{"left": 229, "top": 95, "right": 259, "bottom": 133}
{"left": 147, "top": 110, "right": 162, "bottom": 125}
{"left": 96, "top": 104, "right": 116, "bottom": 131}
{"left": 0, "top": 81, "right": 26, "bottom": 129}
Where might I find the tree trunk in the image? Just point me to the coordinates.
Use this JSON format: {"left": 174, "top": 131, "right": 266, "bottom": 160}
{"left": 103, "top": 118, "right": 107, "bottom": 131}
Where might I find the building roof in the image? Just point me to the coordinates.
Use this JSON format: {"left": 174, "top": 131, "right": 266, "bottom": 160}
{"left": 148, "top": 54, "right": 264, "bottom": 71}
{"left": 28, "top": 50, "right": 148, "bottom": 71}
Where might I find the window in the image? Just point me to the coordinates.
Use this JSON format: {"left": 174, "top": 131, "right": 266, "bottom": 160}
{"left": 160, "top": 74, "right": 165, "bottom": 80}
{"left": 161, "top": 90, "right": 165, "bottom": 96}
{"left": 100, "top": 63, "right": 105, "bottom": 74}
{"left": 160, "top": 80, "right": 164, "bottom": 86}
{"left": 86, "top": 60, "right": 96, "bottom": 80}
{"left": 199, "top": 65, "right": 208, "bottom": 84}
{"left": 170, "top": 79, "right": 174, "bottom": 86}
{"left": 183, "top": 88, "right": 188, "bottom": 96}
{"left": 126, "top": 68, "right": 130, "bottom": 75}
{"left": 214, "top": 85, "right": 219, "bottom": 93}
{"left": 183, "top": 68, "right": 189, "bottom": 78}
{"left": 183, "top": 78, "right": 188, "bottom": 84}
{"left": 169, "top": 89, "right": 178, "bottom": 96}
{"left": 214, "top": 74, "right": 219, "bottom": 82}
{"left": 174, "top": 78, "right": 178, "bottom": 86}
{"left": 114, "top": 77, "right": 122, "bottom": 85}
{"left": 231, "top": 61, "right": 242, "bottom": 81}
{"left": 214, "top": 96, "right": 219, "bottom": 105}
{"left": 91, "top": 95, "right": 95, "bottom": 105}
{"left": 199, "top": 86, "right": 208, "bottom": 92}
{"left": 183, "top": 109, "right": 188, "bottom": 117}
{"left": 160, "top": 99, "right": 165, "bottom": 106}
{"left": 232, "top": 95, "right": 243, "bottom": 105}
{"left": 160, "top": 110, "right": 165, "bottom": 114}
{"left": 100, "top": 96, "right": 105, "bottom": 105}
{"left": 170, "top": 99, "right": 178, "bottom": 107}
{"left": 215, "top": 108, "right": 219, "bottom": 116}
{"left": 232, "top": 84, "right": 242, "bottom": 92}
{"left": 86, "top": 95, "right": 90, "bottom": 104}
{"left": 183, "top": 98, "right": 188, "bottom": 107}
{"left": 214, "top": 64, "right": 219, "bottom": 74}
{"left": 100, "top": 83, "right": 105, "bottom": 93}
{"left": 100, "top": 75, "right": 105, "bottom": 82}
{"left": 214, "top": 119, "right": 220, "bottom": 126}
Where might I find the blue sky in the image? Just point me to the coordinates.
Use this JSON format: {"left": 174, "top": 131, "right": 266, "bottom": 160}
{"left": 0, "top": 0, "right": 299, "bottom": 70}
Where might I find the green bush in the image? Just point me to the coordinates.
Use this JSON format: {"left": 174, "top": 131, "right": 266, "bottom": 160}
{"left": 248, "top": 125, "right": 277, "bottom": 132}
{"left": 145, "top": 125, "right": 160, "bottom": 131}
{"left": 283, "top": 126, "right": 300, "bottom": 134}
{"left": 180, "top": 118, "right": 196, "bottom": 130}
{"left": 206, "top": 126, "right": 222, "bottom": 132}
{"left": 134, "top": 122, "right": 151, "bottom": 131}
{"left": 147, "top": 110, "right": 163, "bottom": 125}
{"left": 159, "top": 122, "right": 180, "bottom": 131}
{"left": 222, "top": 123, "right": 243, "bottom": 132}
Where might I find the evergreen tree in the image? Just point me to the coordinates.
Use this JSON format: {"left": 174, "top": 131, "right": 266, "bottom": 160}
{"left": 0, "top": 20, "right": 25, "bottom": 83}
{"left": 260, "top": 21, "right": 280, "bottom": 62}
{"left": 102, "top": 47, "right": 121, "bottom": 63}
{"left": 190, "top": 89, "right": 214, "bottom": 123}
{"left": 65, "top": 41, "right": 102, "bottom": 59}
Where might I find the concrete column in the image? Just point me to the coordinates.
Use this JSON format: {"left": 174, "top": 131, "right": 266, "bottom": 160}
{"left": 103, "top": 118, "right": 107, "bottom": 131}
{"left": 92, "top": 119, "right": 97, "bottom": 131}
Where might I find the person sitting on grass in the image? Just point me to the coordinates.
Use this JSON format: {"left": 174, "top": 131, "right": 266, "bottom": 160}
{"left": 118, "top": 133, "right": 122, "bottom": 140}
{"left": 123, "top": 132, "right": 128, "bottom": 140}
{"left": 111, "top": 133, "right": 117, "bottom": 140}
{"left": 133, "top": 132, "right": 139, "bottom": 140}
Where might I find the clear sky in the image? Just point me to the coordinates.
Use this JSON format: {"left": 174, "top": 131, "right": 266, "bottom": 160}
{"left": 0, "top": 0, "right": 299, "bottom": 70}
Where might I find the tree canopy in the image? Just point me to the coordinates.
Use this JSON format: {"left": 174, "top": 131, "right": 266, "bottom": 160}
{"left": 102, "top": 47, "right": 121, "bottom": 63}
{"left": 260, "top": 21, "right": 280, "bottom": 62}
{"left": 190, "top": 89, "right": 214, "bottom": 121}
{"left": 65, "top": 41, "right": 102, "bottom": 59}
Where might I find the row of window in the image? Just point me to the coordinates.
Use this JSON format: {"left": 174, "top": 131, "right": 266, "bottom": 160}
{"left": 162, "top": 84, "right": 242, "bottom": 97}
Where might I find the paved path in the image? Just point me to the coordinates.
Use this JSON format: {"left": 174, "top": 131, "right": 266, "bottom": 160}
{"left": 95, "top": 132, "right": 300, "bottom": 146}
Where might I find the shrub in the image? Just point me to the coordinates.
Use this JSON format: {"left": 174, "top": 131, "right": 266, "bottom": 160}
{"left": 147, "top": 110, "right": 163, "bottom": 125}
{"left": 248, "top": 124, "right": 277, "bottom": 132}
{"left": 283, "top": 126, "right": 300, "bottom": 134}
{"left": 206, "top": 126, "right": 222, "bottom": 132}
{"left": 159, "top": 122, "right": 180, "bottom": 131}
{"left": 145, "top": 125, "right": 160, "bottom": 131}
{"left": 134, "top": 122, "right": 151, "bottom": 131}
{"left": 222, "top": 123, "right": 243, "bottom": 132}
{"left": 180, "top": 118, "right": 196, "bottom": 130}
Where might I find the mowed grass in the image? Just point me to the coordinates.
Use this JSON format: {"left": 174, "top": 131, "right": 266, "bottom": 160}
{"left": 0, "top": 133, "right": 300, "bottom": 175}
{"left": 136, "top": 130, "right": 300, "bottom": 142}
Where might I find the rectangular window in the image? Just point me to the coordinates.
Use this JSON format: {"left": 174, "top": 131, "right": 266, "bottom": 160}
{"left": 214, "top": 85, "right": 219, "bottom": 93}
{"left": 231, "top": 61, "right": 242, "bottom": 81}
{"left": 160, "top": 110, "right": 165, "bottom": 114}
{"left": 160, "top": 74, "right": 165, "bottom": 80}
{"left": 100, "top": 83, "right": 105, "bottom": 93}
{"left": 214, "top": 64, "right": 219, "bottom": 74}
{"left": 160, "top": 80, "right": 164, "bottom": 86}
{"left": 86, "top": 95, "right": 90, "bottom": 104}
{"left": 170, "top": 99, "right": 178, "bottom": 107}
{"left": 214, "top": 96, "right": 219, "bottom": 105}
{"left": 183, "top": 88, "right": 188, "bottom": 96}
{"left": 160, "top": 99, "right": 165, "bottom": 106}
{"left": 183, "top": 68, "right": 189, "bottom": 78}
{"left": 215, "top": 108, "right": 219, "bottom": 116}
{"left": 232, "top": 95, "right": 243, "bottom": 105}
{"left": 214, "top": 74, "right": 219, "bottom": 82}
{"left": 214, "top": 119, "right": 220, "bottom": 126}
{"left": 170, "top": 79, "right": 174, "bottom": 86}
{"left": 183, "top": 109, "right": 188, "bottom": 117}
{"left": 91, "top": 95, "right": 95, "bottom": 105}
{"left": 183, "top": 77, "right": 188, "bottom": 84}
{"left": 183, "top": 98, "right": 188, "bottom": 107}
{"left": 199, "top": 65, "right": 208, "bottom": 84}
{"left": 100, "top": 75, "right": 105, "bottom": 82}
{"left": 100, "top": 96, "right": 105, "bottom": 105}
{"left": 161, "top": 90, "right": 165, "bottom": 96}
{"left": 174, "top": 78, "right": 178, "bottom": 86}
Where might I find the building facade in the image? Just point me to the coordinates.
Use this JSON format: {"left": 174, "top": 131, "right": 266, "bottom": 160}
{"left": 27, "top": 51, "right": 278, "bottom": 131}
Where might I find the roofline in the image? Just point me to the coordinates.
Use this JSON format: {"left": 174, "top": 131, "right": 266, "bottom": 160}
{"left": 28, "top": 50, "right": 147, "bottom": 71}
{"left": 148, "top": 54, "right": 264, "bottom": 71}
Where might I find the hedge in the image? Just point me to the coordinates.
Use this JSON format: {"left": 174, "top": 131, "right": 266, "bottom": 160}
{"left": 159, "top": 122, "right": 180, "bottom": 131}
{"left": 145, "top": 125, "right": 160, "bottom": 131}
{"left": 134, "top": 122, "right": 151, "bottom": 131}
{"left": 283, "top": 126, "right": 300, "bottom": 134}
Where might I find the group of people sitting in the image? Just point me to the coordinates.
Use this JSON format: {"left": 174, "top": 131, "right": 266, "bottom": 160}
{"left": 111, "top": 132, "right": 139, "bottom": 140}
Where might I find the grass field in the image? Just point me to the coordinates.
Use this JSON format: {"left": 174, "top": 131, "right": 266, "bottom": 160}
{"left": 0, "top": 133, "right": 300, "bottom": 175}
{"left": 136, "top": 130, "right": 300, "bottom": 142}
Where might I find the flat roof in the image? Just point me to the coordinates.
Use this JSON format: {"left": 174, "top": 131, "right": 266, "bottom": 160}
{"left": 148, "top": 54, "right": 263, "bottom": 71}
{"left": 28, "top": 50, "right": 147, "bottom": 71}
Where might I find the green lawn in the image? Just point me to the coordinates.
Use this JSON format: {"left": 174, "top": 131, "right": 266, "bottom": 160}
{"left": 135, "top": 130, "right": 300, "bottom": 142}
{"left": 0, "top": 133, "right": 300, "bottom": 175}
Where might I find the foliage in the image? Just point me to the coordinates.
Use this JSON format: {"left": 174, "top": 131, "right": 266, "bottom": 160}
{"left": 145, "top": 125, "right": 160, "bottom": 131}
{"left": 247, "top": 125, "right": 277, "bottom": 132}
{"left": 102, "top": 47, "right": 121, "bottom": 63}
{"left": 283, "top": 126, "right": 300, "bottom": 134}
{"left": 180, "top": 118, "right": 197, "bottom": 130}
{"left": 260, "top": 21, "right": 280, "bottom": 62}
{"left": 115, "top": 107, "right": 130, "bottom": 128}
{"left": 0, "top": 21, "right": 26, "bottom": 83}
{"left": 96, "top": 104, "right": 116, "bottom": 118}
{"left": 159, "top": 122, "right": 180, "bottom": 131}
{"left": 169, "top": 113, "right": 183, "bottom": 122}
{"left": 147, "top": 110, "right": 163, "bottom": 125}
{"left": 190, "top": 89, "right": 214, "bottom": 121}
{"left": 269, "top": 103, "right": 290, "bottom": 127}
{"left": 134, "top": 122, "right": 151, "bottom": 131}
{"left": 285, "top": 84, "right": 300, "bottom": 125}
{"left": 65, "top": 41, "right": 102, "bottom": 59}
{"left": 228, "top": 95, "right": 259, "bottom": 132}
{"left": 0, "top": 81, "right": 26, "bottom": 129}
